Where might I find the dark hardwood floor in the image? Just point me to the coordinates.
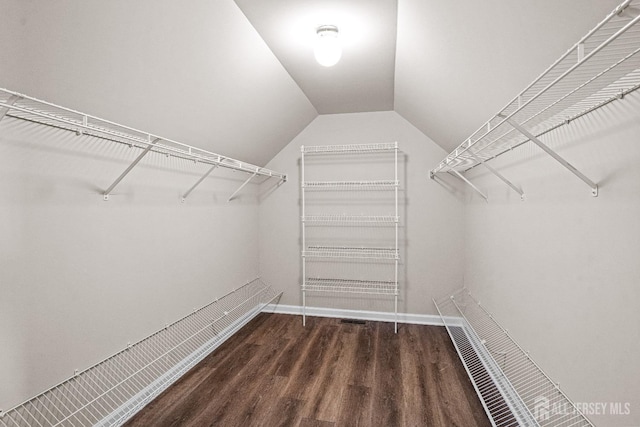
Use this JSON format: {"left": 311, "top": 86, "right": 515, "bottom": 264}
{"left": 125, "top": 314, "right": 491, "bottom": 427}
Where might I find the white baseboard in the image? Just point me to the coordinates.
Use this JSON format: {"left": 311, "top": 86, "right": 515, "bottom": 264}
{"left": 100, "top": 304, "right": 265, "bottom": 426}
{"left": 263, "top": 303, "right": 444, "bottom": 326}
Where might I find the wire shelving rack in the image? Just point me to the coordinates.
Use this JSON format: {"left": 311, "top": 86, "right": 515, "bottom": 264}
{"left": 0, "top": 278, "right": 281, "bottom": 427}
{"left": 0, "top": 88, "right": 287, "bottom": 201}
{"left": 302, "top": 142, "right": 398, "bottom": 154}
{"left": 304, "top": 278, "right": 397, "bottom": 295}
{"left": 430, "top": 0, "right": 640, "bottom": 199}
{"left": 302, "top": 180, "right": 398, "bottom": 190}
{"left": 434, "top": 289, "right": 594, "bottom": 427}
{"left": 303, "top": 246, "right": 399, "bottom": 260}
{"left": 302, "top": 215, "right": 399, "bottom": 224}
{"left": 300, "top": 142, "right": 400, "bottom": 332}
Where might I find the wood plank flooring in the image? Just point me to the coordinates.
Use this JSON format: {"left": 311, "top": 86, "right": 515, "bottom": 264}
{"left": 125, "top": 314, "right": 491, "bottom": 427}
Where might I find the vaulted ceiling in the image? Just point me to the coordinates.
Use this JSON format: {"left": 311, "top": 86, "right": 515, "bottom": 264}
{"left": 235, "top": 0, "right": 621, "bottom": 154}
{"left": 234, "top": 0, "right": 398, "bottom": 114}
{"left": 0, "top": 0, "right": 317, "bottom": 166}
{"left": 393, "top": 0, "right": 621, "bottom": 153}
{"left": 0, "top": 0, "right": 623, "bottom": 165}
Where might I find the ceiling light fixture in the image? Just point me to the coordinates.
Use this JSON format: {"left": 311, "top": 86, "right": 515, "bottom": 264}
{"left": 314, "top": 25, "right": 342, "bottom": 67}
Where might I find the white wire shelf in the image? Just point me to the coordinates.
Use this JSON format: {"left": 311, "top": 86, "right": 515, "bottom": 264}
{"left": 0, "top": 278, "right": 281, "bottom": 427}
{"left": 302, "top": 142, "right": 397, "bottom": 154}
{"left": 302, "top": 245, "right": 398, "bottom": 260}
{"left": 301, "top": 215, "right": 399, "bottom": 224}
{"left": 302, "top": 180, "right": 399, "bottom": 190}
{"left": 0, "top": 87, "right": 286, "bottom": 181}
{"left": 431, "top": 0, "right": 640, "bottom": 175}
{"left": 301, "top": 141, "right": 400, "bottom": 332}
{"left": 434, "top": 289, "right": 594, "bottom": 427}
{"left": 303, "top": 278, "right": 398, "bottom": 295}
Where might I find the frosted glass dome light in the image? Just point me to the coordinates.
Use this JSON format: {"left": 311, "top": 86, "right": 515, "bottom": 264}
{"left": 314, "top": 25, "right": 342, "bottom": 67}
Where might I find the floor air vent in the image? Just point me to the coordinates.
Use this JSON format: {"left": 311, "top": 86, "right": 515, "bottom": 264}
{"left": 434, "top": 289, "right": 595, "bottom": 427}
{"left": 340, "top": 318, "right": 367, "bottom": 325}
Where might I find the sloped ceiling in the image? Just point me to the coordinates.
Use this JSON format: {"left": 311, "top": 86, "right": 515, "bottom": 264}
{"left": 394, "top": 0, "right": 622, "bottom": 153}
{"left": 0, "top": 0, "right": 317, "bottom": 166}
{"left": 1, "top": 0, "right": 626, "bottom": 164}
{"left": 233, "top": 0, "right": 397, "bottom": 114}
{"left": 233, "top": 0, "right": 622, "bottom": 155}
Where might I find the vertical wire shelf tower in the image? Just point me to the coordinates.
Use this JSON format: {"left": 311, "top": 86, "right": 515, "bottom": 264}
{"left": 301, "top": 142, "right": 400, "bottom": 332}
{"left": 0, "top": 278, "right": 281, "bottom": 427}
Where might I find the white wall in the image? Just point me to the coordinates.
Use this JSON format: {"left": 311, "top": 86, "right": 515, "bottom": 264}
{"left": 395, "top": 0, "right": 620, "bottom": 153}
{"left": 0, "top": 0, "right": 305, "bottom": 410}
{"left": 259, "top": 111, "right": 465, "bottom": 316}
{"left": 0, "top": 118, "right": 262, "bottom": 409}
{"left": 463, "top": 92, "right": 640, "bottom": 426}
{"left": 0, "top": 0, "right": 316, "bottom": 166}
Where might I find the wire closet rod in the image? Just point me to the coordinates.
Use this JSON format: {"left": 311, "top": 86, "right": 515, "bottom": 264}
{"left": 0, "top": 87, "right": 287, "bottom": 181}
{"left": 464, "top": 81, "right": 640, "bottom": 172}
{"left": 431, "top": 0, "right": 640, "bottom": 176}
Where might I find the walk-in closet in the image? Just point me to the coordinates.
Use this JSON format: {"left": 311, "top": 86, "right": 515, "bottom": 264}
{"left": 1, "top": 1, "right": 639, "bottom": 426}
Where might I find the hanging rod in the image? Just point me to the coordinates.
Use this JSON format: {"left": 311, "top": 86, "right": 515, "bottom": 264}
{"left": 430, "top": 0, "right": 640, "bottom": 187}
{"left": 0, "top": 88, "right": 287, "bottom": 190}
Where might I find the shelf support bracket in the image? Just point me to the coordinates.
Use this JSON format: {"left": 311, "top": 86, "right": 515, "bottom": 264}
{"left": 103, "top": 137, "right": 161, "bottom": 200}
{"left": 469, "top": 150, "right": 524, "bottom": 200}
{"left": 0, "top": 95, "right": 21, "bottom": 123}
{"left": 448, "top": 169, "right": 488, "bottom": 202}
{"left": 181, "top": 165, "right": 218, "bottom": 203}
{"left": 501, "top": 116, "right": 598, "bottom": 196}
{"left": 228, "top": 171, "right": 258, "bottom": 202}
